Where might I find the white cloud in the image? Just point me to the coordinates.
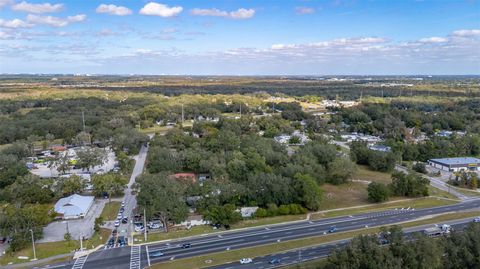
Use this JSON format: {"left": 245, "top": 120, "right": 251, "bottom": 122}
{"left": 0, "top": 18, "right": 33, "bottom": 28}
{"left": 418, "top": 37, "right": 448, "bottom": 43}
{"left": 139, "top": 2, "right": 183, "bottom": 17}
{"left": 12, "top": 1, "right": 63, "bottom": 13}
{"left": 452, "top": 29, "right": 480, "bottom": 37}
{"left": 96, "top": 4, "right": 132, "bottom": 16}
{"left": 190, "top": 8, "right": 255, "bottom": 19}
{"left": 295, "top": 7, "right": 315, "bottom": 14}
{"left": 0, "top": 0, "right": 13, "bottom": 8}
{"left": 27, "top": 14, "right": 86, "bottom": 27}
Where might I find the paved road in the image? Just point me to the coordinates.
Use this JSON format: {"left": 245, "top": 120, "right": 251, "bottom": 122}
{"left": 395, "top": 165, "right": 470, "bottom": 201}
{"left": 36, "top": 198, "right": 479, "bottom": 269}
{"left": 208, "top": 218, "right": 477, "bottom": 269}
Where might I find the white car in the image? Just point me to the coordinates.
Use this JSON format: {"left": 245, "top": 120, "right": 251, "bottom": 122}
{"left": 114, "top": 220, "right": 120, "bottom": 227}
{"left": 474, "top": 217, "right": 480, "bottom": 223}
{"left": 117, "top": 213, "right": 123, "bottom": 220}
{"left": 148, "top": 223, "right": 161, "bottom": 229}
{"left": 239, "top": 258, "right": 253, "bottom": 264}
{"left": 134, "top": 225, "right": 145, "bottom": 232}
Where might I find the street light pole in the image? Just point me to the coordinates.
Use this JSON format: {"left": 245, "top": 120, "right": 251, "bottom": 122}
{"left": 143, "top": 208, "right": 147, "bottom": 241}
{"left": 29, "top": 229, "right": 37, "bottom": 260}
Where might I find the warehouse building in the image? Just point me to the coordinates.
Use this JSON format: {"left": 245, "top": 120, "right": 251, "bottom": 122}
{"left": 428, "top": 157, "right": 480, "bottom": 172}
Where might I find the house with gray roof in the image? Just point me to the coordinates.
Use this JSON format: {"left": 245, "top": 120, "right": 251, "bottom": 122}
{"left": 54, "top": 194, "right": 94, "bottom": 219}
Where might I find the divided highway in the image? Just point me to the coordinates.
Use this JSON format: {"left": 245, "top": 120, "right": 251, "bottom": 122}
{"left": 39, "top": 198, "right": 480, "bottom": 269}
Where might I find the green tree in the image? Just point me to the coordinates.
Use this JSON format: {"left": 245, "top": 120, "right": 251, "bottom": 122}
{"left": 57, "top": 174, "right": 86, "bottom": 196}
{"left": 136, "top": 173, "right": 188, "bottom": 232}
{"left": 92, "top": 173, "right": 127, "bottom": 201}
{"left": 367, "top": 182, "right": 390, "bottom": 202}
{"left": 294, "top": 173, "right": 322, "bottom": 211}
{"left": 203, "top": 204, "right": 242, "bottom": 229}
{"left": 327, "top": 157, "right": 357, "bottom": 184}
{"left": 76, "top": 147, "right": 107, "bottom": 172}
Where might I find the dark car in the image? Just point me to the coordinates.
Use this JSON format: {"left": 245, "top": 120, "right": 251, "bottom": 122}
{"left": 119, "top": 207, "right": 125, "bottom": 214}
{"left": 118, "top": 236, "right": 126, "bottom": 246}
{"left": 112, "top": 229, "right": 118, "bottom": 236}
{"left": 269, "top": 258, "right": 281, "bottom": 264}
{"left": 122, "top": 217, "right": 128, "bottom": 224}
{"left": 108, "top": 238, "right": 115, "bottom": 246}
{"left": 0, "top": 237, "right": 6, "bottom": 244}
{"left": 181, "top": 243, "right": 192, "bottom": 249}
{"left": 150, "top": 251, "right": 164, "bottom": 257}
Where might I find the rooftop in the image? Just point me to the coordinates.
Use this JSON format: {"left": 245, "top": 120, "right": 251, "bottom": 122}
{"left": 429, "top": 157, "right": 480, "bottom": 165}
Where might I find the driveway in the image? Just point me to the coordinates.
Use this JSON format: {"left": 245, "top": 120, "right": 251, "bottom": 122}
{"left": 40, "top": 199, "right": 107, "bottom": 243}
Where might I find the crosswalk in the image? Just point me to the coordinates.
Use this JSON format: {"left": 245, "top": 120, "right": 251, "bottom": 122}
{"left": 72, "top": 254, "right": 88, "bottom": 269}
{"left": 104, "top": 243, "right": 125, "bottom": 250}
{"left": 130, "top": 246, "right": 141, "bottom": 269}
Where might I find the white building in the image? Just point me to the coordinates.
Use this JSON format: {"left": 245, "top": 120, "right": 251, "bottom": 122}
{"left": 239, "top": 207, "right": 259, "bottom": 218}
{"left": 54, "top": 194, "right": 94, "bottom": 219}
{"left": 428, "top": 157, "right": 480, "bottom": 172}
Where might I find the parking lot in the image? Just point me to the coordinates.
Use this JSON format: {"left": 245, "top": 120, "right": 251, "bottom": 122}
{"left": 39, "top": 199, "right": 107, "bottom": 243}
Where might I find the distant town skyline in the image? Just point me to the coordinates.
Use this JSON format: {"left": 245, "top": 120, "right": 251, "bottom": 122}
{"left": 1, "top": 0, "right": 479, "bottom": 75}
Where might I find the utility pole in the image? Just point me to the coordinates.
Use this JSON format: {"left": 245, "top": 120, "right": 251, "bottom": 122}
{"left": 143, "top": 208, "right": 147, "bottom": 241}
{"left": 80, "top": 233, "right": 83, "bottom": 251}
{"left": 82, "top": 111, "right": 86, "bottom": 132}
{"left": 181, "top": 104, "right": 184, "bottom": 125}
{"left": 29, "top": 229, "right": 37, "bottom": 260}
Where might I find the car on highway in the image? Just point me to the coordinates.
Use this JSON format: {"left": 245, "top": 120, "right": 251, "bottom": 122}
{"left": 269, "top": 257, "right": 281, "bottom": 264}
{"left": 114, "top": 220, "right": 120, "bottom": 227}
{"left": 150, "top": 251, "right": 164, "bottom": 257}
{"left": 473, "top": 217, "right": 480, "bottom": 223}
{"left": 117, "top": 213, "right": 123, "bottom": 220}
{"left": 107, "top": 238, "right": 115, "bottom": 247}
{"left": 122, "top": 217, "right": 128, "bottom": 224}
{"left": 239, "top": 258, "right": 253, "bottom": 264}
{"left": 181, "top": 243, "right": 192, "bottom": 249}
{"left": 121, "top": 201, "right": 125, "bottom": 207}
{"left": 119, "top": 207, "right": 125, "bottom": 214}
{"left": 328, "top": 226, "right": 338, "bottom": 233}
{"left": 112, "top": 229, "right": 117, "bottom": 236}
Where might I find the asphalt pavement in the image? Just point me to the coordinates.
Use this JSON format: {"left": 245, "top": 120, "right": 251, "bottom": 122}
{"left": 33, "top": 198, "right": 480, "bottom": 269}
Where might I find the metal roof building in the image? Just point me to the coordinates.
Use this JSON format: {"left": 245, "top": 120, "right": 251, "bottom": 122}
{"left": 428, "top": 157, "right": 480, "bottom": 172}
{"left": 54, "top": 194, "right": 94, "bottom": 219}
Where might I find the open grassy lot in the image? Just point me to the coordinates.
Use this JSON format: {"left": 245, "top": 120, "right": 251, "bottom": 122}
{"left": 352, "top": 165, "right": 392, "bottom": 184}
{"left": 134, "top": 215, "right": 306, "bottom": 243}
{"left": 321, "top": 182, "right": 370, "bottom": 210}
{"left": 311, "top": 197, "right": 458, "bottom": 219}
{"left": 0, "top": 228, "right": 110, "bottom": 265}
{"left": 148, "top": 211, "right": 480, "bottom": 269}
{"left": 100, "top": 201, "right": 121, "bottom": 221}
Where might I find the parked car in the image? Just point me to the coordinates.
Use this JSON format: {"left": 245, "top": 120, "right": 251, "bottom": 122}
{"left": 239, "top": 258, "right": 253, "bottom": 264}
{"left": 150, "top": 251, "right": 164, "bottom": 257}
{"left": 0, "top": 237, "right": 6, "bottom": 244}
{"left": 134, "top": 224, "right": 144, "bottom": 232}
{"left": 148, "top": 223, "right": 161, "bottom": 229}
{"left": 473, "top": 217, "right": 480, "bottom": 223}
{"left": 181, "top": 243, "right": 192, "bottom": 249}
{"left": 269, "top": 257, "right": 281, "bottom": 264}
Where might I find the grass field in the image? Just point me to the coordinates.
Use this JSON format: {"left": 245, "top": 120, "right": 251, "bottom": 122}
{"left": 353, "top": 165, "right": 392, "bottom": 184}
{"left": 100, "top": 202, "right": 121, "bottom": 221}
{"left": 0, "top": 228, "right": 110, "bottom": 265}
{"left": 320, "top": 182, "right": 370, "bottom": 210}
{"left": 310, "top": 197, "right": 458, "bottom": 219}
{"left": 148, "top": 211, "right": 480, "bottom": 269}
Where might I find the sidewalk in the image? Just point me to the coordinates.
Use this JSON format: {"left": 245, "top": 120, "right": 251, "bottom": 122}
{"left": 3, "top": 253, "right": 73, "bottom": 269}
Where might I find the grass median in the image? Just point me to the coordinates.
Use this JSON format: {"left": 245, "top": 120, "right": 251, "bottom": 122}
{"left": 311, "top": 197, "right": 458, "bottom": 219}
{"left": 148, "top": 211, "right": 480, "bottom": 269}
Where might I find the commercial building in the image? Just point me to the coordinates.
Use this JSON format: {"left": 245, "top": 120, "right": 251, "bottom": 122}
{"left": 428, "top": 157, "right": 480, "bottom": 172}
{"left": 54, "top": 194, "right": 94, "bottom": 219}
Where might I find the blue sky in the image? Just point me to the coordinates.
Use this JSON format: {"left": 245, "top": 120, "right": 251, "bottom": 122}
{"left": 0, "top": 0, "right": 479, "bottom": 75}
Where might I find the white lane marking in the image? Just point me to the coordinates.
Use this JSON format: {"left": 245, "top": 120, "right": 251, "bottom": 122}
{"left": 72, "top": 254, "right": 88, "bottom": 269}
{"left": 146, "top": 245, "right": 151, "bottom": 266}
{"left": 130, "top": 245, "right": 141, "bottom": 269}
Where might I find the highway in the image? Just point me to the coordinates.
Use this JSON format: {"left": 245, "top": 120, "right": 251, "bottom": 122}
{"left": 33, "top": 198, "right": 480, "bottom": 269}
{"left": 207, "top": 218, "right": 477, "bottom": 269}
